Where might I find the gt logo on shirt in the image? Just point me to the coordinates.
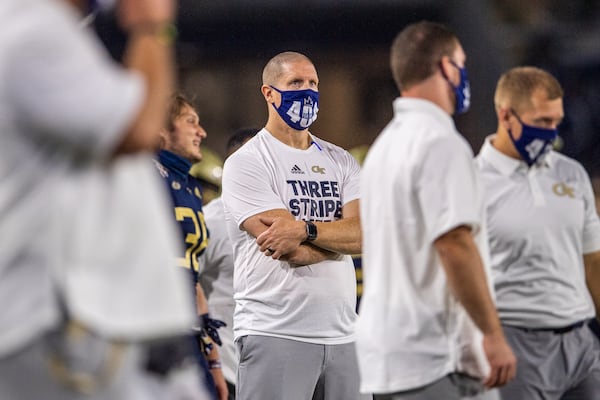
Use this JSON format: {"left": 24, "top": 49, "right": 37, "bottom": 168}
{"left": 311, "top": 165, "right": 326, "bottom": 174}
{"left": 552, "top": 182, "right": 575, "bottom": 198}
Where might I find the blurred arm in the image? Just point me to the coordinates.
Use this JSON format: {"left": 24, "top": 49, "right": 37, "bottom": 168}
{"left": 584, "top": 251, "right": 600, "bottom": 320}
{"left": 195, "top": 284, "right": 228, "bottom": 399}
{"left": 434, "top": 225, "right": 516, "bottom": 388}
{"left": 113, "top": 0, "right": 176, "bottom": 154}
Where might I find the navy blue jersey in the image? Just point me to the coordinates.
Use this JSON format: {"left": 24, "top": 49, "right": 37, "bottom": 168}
{"left": 155, "top": 150, "right": 217, "bottom": 400}
{"left": 155, "top": 150, "right": 209, "bottom": 284}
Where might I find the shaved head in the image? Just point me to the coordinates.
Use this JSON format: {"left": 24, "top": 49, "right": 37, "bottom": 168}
{"left": 262, "top": 51, "right": 314, "bottom": 86}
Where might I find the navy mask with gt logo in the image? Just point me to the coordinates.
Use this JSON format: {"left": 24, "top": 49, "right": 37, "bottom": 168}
{"left": 508, "top": 110, "right": 558, "bottom": 166}
{"left": 270, "top": 86, "right": 319, "bottom": 131}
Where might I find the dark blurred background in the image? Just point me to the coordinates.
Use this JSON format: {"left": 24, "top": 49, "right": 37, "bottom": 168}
{"left": 96, "top": 0, "right": 600, "bottom": 177}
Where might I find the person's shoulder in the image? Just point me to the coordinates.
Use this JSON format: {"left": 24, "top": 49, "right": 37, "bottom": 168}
{"left": 310, "top": 134, "right": 349, "bottom": 156}
{"left": 394, "top": 107, "right": 462, "bottom": 148}
{"left": 204, "top": 197, "right": 224, "bottom": 218}
{"left": 550, "top": 150, "right": 581, "bottom": 167}
{"left": 229, "top": 130, "right": 265, "bottom": 158}
{"left": 223, "top": 135, "right": 268, "bottom": 178}
{"left": 224, "top": 139, "right": 256, "bottom": 166}
{"left": 177, "top": 174, "right": 204, "bottom": 204}
{"left": 549, "top": 151, "right": 589, "bottom": 178}
{"left": 204, "top": 197, "right": 223, "bottom": 212}
{"left": 422, "top": 127, "right": 470, "bottom": 153}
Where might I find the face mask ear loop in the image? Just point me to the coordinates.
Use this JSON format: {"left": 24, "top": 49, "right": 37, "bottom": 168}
{"left": 268, "top": 85, "right": 282, "bottom": 111}
{"left": 505, "top": 109, "right": 519, "bottom": 143}
{"left": 439, "top": 59, "right": 459, "bottom": 91}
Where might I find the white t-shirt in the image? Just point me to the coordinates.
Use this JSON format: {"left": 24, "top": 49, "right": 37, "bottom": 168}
{"left": 0, "top": 0, "right": 193, "bottom": 356}
{"left": 476, "top": 136, "right": 600, "bottom": 327}
{"left": 356, "top": 98, "right": 494, "bottom": 393}
{"left": 199, "top": 197, "right": 237, "bottom": 384}
{"left": 222, "top": 128, "right": 360, "bottom": 344}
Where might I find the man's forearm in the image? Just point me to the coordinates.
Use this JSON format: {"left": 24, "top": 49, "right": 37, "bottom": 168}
{"left": 282, "top": 243, "right": 340, "bottom": 266}
{"left": 117, "top": 23, "right": 175, "bottom": 153}
{"left": 435, "top": 227, "right": 503, "bottom": 336}
{"left": 584, "top": 252, "right": 600, "bottom": 318}
{"left": 312, "top": 217, "right": 361, "bottom": 255}
{"left": 116, "top": 0, "right": 176, "bottom": 154}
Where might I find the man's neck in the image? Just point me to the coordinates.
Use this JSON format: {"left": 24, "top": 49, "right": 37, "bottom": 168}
{"left": 492, "top": 129, "right": 522, "bottom": 160}
{"left": 401, "top": 75, "right": 454, "bottom": 116}
{"left": 265, "top": 119, "right": 311, "bottom": 150}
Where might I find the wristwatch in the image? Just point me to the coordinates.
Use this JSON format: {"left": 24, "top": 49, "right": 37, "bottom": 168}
{"left": 305, "top": 220, "right": 317, "bottom": 241}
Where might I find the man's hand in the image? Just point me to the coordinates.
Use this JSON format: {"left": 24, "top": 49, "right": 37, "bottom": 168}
{"left": 482, "top": 332, "right": 517, "bottom": 388}
{"left": 199, "top": 313, "right": 226, "bottom": 346}
{"left": 117, "top": 0, "right": 175, "bottom": 31}
{"left": 256, "top": 216, "right": 306, "bottom": 259}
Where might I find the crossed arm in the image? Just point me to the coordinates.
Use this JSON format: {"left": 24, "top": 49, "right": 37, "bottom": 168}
{"left": 240, "top": 199, "right": 361, "bottom": 265}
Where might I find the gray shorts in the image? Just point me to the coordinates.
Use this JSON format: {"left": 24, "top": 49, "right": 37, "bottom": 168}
{"left": 236, "top": 335, "right": 372, "bottom": 400}
{"left": 499, "top": 323, "right": 600, "bottom": 400}
{"left": 374, "top": 373, "right": 490, "bottom": 400}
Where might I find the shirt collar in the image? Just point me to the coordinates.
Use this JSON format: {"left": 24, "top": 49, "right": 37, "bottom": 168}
{"left": 479, "top": 135, "right": 553, "bottom": 176}
{"left": 393, "top": 97, "right": 455, "bottom": 129}
{"left": 158, "top": 150, "right": 192, "bottom": 181}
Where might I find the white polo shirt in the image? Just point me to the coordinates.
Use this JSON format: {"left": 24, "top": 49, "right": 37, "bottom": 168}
{"left": 356, "top": 98, "right": 494, "bottom": 393}
{"left": 476, "top": 136, "right": 600, "bottom": 328}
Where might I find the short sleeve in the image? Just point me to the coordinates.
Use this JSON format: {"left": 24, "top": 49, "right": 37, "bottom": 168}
{"left": 417, "top": 134, "right": 481, "bottom": 243}
{"left": 222, "top": 148, "right": 287, "bottom": 228}
{"left": 340, "top": 150, "right": 361, "bottom": 206}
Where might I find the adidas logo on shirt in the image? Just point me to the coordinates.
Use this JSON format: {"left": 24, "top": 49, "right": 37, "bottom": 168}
{"left": 291, "top": 165, "right": 305, "bottom": 174}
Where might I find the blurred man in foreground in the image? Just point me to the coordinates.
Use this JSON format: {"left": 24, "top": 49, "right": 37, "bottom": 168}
{"left": 0, "top": 0, "right": 200, "bottom": 398}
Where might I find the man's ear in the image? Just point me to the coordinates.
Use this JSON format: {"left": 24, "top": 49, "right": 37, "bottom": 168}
{"left": 439, "top": 55, "right": 457, "bottom": 82}
{"left": 158, "top": 128, "right": 169, "bottom": 149}
{"left": 496, "top": 107, "right": 513, "bottom": 132}
{"left": 261, "top": 84, "right": 274, "bottom": 103}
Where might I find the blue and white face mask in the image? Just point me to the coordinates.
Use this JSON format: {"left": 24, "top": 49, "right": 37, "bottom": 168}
{"left": 508, "top": 110, "right": 558, "bottom": 166}
{"left": 443, "top": 60, "right": 471, "bottom": 115}
{"left": 270, "top": 86, "right": 319, "bottom": 131}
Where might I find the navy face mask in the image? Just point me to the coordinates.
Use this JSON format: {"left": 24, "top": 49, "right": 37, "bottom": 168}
{"left": 507, "top": 110, "right": 558, "bottom": 166}
{"left": 270, "top": 86, "right": 319, "bottom": 131}
{"left": 442, "top": 60, "right": 471, "bottom": 115}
